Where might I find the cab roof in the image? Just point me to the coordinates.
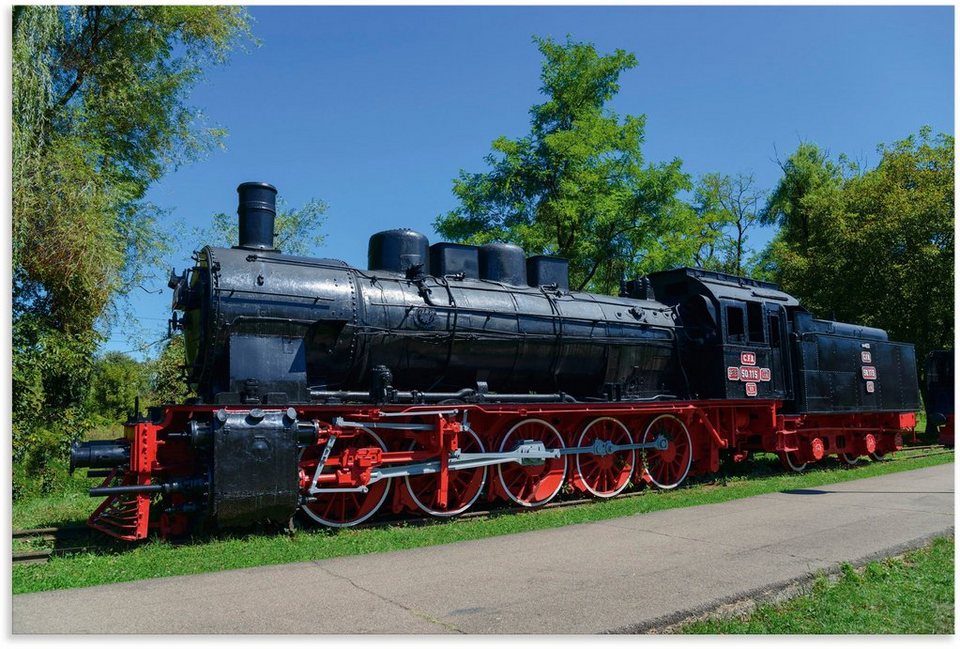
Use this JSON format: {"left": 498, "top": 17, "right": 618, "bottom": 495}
{"left": 646, "top": 267, "right": 800, "bottom": 307}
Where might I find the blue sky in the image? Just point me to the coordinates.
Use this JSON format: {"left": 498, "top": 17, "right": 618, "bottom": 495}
{"left": 110, "top": 5, "right": 955, "bottom": 357}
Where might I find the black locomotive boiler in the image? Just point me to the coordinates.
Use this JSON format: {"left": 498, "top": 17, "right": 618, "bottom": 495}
{"left": 71, "top": 182, "right": 922, "bottom": 539}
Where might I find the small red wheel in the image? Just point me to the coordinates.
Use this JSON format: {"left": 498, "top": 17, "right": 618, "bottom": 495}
{"left": 300, "top": 427, "right": 392, "bottom": 528}
{"left": 641, "top": 414, "right": 693, "bottom": 489}
{"left": 405, "top": 426, "right": 487, "bottom": 517}
{"left": 497, "top": 419, "right": 567, "bottom": 507}
{"left": 575, "top": 417, "right": 635, "bottom": 498}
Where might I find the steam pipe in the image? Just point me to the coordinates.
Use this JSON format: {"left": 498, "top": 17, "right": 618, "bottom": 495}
{"left": 309, "top": 388, "right": 577, "bottom": 404}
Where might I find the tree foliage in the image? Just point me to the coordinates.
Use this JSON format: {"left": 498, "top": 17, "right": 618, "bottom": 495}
{"left": 81, "top": 338, "right": 195, "bottom": 423}
{"left": 208, "top": 197, "right": 329, "bottom": 256}
{"left": 763, "top": 128, "right": 954, "bottom": 367}
{"left": 150, "top": 335, "right": 196, "bottom": 406}
{"left": 435, "top": 36, "right": 695, "bottom": 293}
{"left": 12, "top": 6, "right": 251, "bottom": 495}
{"left": 84, "top": 353, "right": 152, "bottom": 422}
{"left": 692, "top": 173, "right": 765, "bottom": 276}
{"left": 761, "top": 143, "right": 844, "bottom": 246}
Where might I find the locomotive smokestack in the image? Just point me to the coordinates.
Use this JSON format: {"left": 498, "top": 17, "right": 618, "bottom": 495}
{"left": 236, "top": 182, "right": 278, "bottom": 250}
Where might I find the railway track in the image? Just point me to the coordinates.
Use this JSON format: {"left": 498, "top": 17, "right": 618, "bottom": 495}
{"left": 13, "top": 443, "right": 952, "bottom": 565}
{"left": 888, "top": 445, "right": 954, "bottom": 460}
{"left": 12, "top": 525, "right": 92, "bottom": 565}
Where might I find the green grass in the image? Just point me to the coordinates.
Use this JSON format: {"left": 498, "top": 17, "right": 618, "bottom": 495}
{"left": 916, "top": 409, "right": 928, "bottom": 433}
{"left": 13, "top": 491, "right": 98, "bottom": 531}
{"left": 11, "top": 449, "right": 952, "bottom": 595}
{"left": 682, "top": 536, "right": 954, "bottom": 634}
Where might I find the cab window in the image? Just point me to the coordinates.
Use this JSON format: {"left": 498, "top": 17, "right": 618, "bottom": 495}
{"left": 725, "top": 304, "right": 745, "bottom": 343}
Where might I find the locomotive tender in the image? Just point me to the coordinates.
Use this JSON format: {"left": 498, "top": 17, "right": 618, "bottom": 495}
{"left": 71, "top": 182, "right": 921, "bottom": 539}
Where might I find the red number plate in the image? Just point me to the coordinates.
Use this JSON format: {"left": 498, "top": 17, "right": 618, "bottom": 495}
{"left": 862, "top": 366, "right": 877, "bottom": 380}
{"left": 727, "top": 366, "right": 741, "bottom": 381}
{"left": 739, "top": 366, "right": 761, "bottom": 382}
{"left": 745, "top": 382, "right": 758, "bottom": 397}
{"left": 741, "top": 351, "right": 756, "bottom": 366}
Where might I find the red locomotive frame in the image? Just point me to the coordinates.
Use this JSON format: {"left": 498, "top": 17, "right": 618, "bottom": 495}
{"left": 88, "top": 400, "right": 915, "bottom": 540}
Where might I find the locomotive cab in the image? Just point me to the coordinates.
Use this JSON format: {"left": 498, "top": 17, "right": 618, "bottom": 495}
{"left": 647, "top": 268, "right": 796, "bottom": 401}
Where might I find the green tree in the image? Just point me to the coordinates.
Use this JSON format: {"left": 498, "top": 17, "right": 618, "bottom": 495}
{"left": 435, "top": 36, "right": 693, "bottom": 293}
{"left": 763, "top": 128, "right": 954, "bottom": 368}
{"left": 13, "top": 6, "right": 251, "bottom": 494}
{"left": 692, "top": 173, "right": 765, "bottom": 276}
{"left": 761, "top": 143, "right": 843, "bottom": 249}
{"left": 208, "top": 197, "right": 329, "bottom": 256}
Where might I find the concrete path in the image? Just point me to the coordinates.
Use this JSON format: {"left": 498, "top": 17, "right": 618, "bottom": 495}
{"left": 13, "top": 463, "right": 954, "bottom": 634}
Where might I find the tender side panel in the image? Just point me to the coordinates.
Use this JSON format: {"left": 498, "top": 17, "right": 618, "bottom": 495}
{"left": 795, "top": 333, "right": 920, "bottom": 414}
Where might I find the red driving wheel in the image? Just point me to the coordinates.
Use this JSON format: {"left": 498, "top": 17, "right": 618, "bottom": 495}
{"left": 405, "top": 426, "right": 487, "bottom": 517}
{"left": 497, "top": 419, "right": 567, "bottom": 507}
{"left": 574, "top": 417, "right": 635, "bottom": 498}
{"left": 641, "top": 414, "right": 693, "bottom": 489}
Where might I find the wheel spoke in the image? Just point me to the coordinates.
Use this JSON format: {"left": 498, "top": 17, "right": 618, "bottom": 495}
{"left": 322, "top": 495, "right": 335, "bottom": 518}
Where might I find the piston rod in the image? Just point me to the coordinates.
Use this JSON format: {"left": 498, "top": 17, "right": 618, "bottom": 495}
{"left": 319, "top": 435, "right": 670, "bottom": 488}
{"left": 88, "top": 478, "right": 207, "bottom": 497}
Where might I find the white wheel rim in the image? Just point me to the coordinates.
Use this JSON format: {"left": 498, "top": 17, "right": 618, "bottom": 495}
{"left": 301, "top": 427, "right": 392, "bottom": 528}
{"left": 641, "top": 414, "right": 693, "bottom": 489}
{"left": 405, "top": 426, "right": 487, "bottom": 517}
{"left": 869, "top": 452, "right": 886, "bottom": 462}
{"left": 783, "top": 451, "right": 808, "bottom": 473}
{"left": 575, "top": 417, "right": 635, "bottom": 498}
{"left": 497, "top": 418, "right": 567, "bottom": 507}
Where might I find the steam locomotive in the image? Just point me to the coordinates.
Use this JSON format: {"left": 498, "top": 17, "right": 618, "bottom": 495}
{"left": 71, "top": 182, "right": 921, "bottom": 539}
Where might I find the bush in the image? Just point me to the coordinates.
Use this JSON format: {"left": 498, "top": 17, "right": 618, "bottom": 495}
{"left": 84, "top": 352, "right": 151, "bottom": 421}
{"left": 148, "top": 335, "right": 194, "bottom": 405}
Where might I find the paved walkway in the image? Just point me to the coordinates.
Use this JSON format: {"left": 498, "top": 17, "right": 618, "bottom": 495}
{"left": 13, "top": 463, "right": 954, "bottom": 634}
